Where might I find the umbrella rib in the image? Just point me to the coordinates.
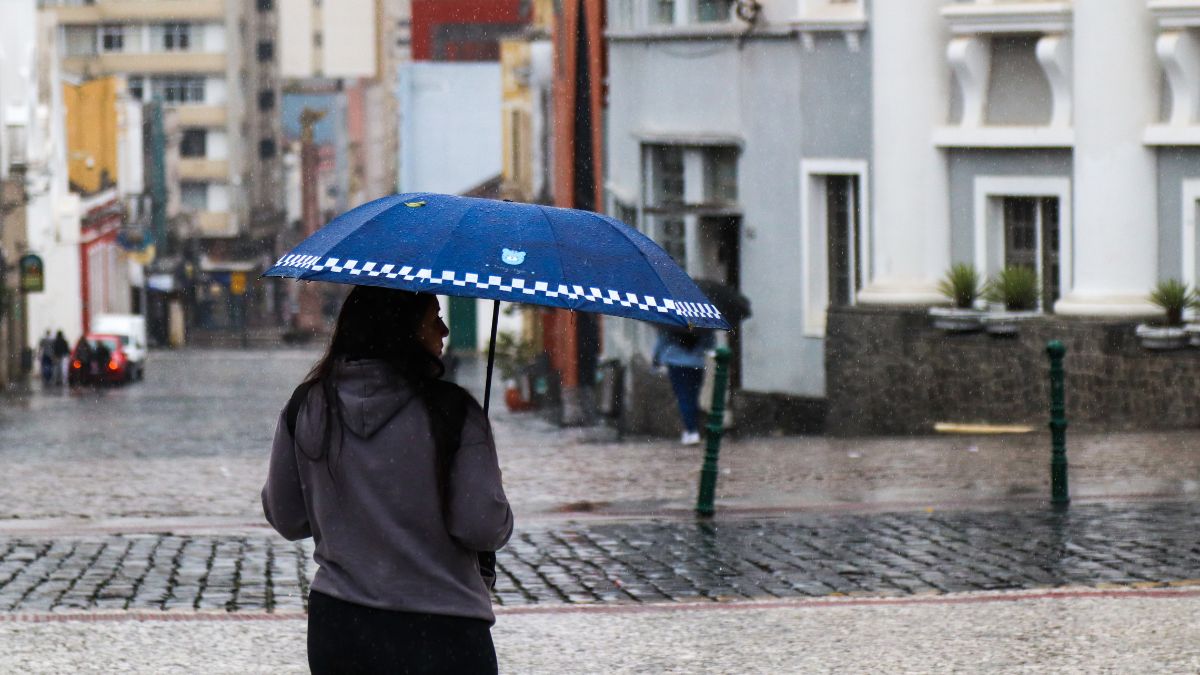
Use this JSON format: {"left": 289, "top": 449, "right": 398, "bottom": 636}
{"left": 533, "top": 205, "right": 577, "bottom": 309}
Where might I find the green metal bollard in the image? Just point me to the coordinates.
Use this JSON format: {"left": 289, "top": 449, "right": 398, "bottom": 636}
{"left": 696, "top": 347, "right": 732, "bottom": 517}
{"left": 1046, "top": 340, "right": 1069, "bottom": 507}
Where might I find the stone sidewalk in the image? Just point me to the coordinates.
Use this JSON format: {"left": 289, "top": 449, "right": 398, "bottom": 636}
{"left": 1, "top": 501, "right": 1197, "bottom": 613}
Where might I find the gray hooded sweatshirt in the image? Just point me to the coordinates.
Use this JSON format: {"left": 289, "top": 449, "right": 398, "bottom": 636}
{"left": 262, "top": 359, "right": 513, "bottom": 623}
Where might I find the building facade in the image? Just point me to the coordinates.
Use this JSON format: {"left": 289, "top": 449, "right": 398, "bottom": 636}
{"left": 43, "top": 0, "right": 285, "bottom": 332}
{"left": 605, "top": 0, "right": 1200, "bottom": 434}
{"left": 603, "top": 0, "right": 869, "bottom": 433}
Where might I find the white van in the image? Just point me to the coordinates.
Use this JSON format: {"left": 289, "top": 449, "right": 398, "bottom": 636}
{"left": 92, "top": 314, "right": 148, "bottom": 380}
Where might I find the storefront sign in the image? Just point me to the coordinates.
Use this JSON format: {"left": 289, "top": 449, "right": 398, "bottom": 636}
{"left": 18, "top": 254, "right": 44, "bottom": 293}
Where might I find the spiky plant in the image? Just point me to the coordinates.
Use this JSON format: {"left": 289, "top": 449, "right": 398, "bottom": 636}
{"left": 937, "top": 263, "right": 984, "bottom": 309}
{"left": 984, "top": 266, "right": 1040, "bottom": 312}
{"left": 1148, "top": 279, "right": 1196, "bottom": 326}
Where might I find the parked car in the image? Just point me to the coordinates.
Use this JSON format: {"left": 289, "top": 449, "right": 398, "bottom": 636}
{"left": 69, "top": 334, "right": 132, "bottom": 386}
{"left": 92, "top": 314, "right": 148, "bottom": 380}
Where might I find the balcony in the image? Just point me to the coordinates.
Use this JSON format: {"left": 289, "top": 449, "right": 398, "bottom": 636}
{"left": 174, "top": 106, "right": 227, "bottom": 128}
{"left": 1146, "top": 1, "right": 1200, "bottom": 145}
{"left": 51, "top": 0, "right": 225, "bottom": 24}
{"left": 62, "top": 52, "right": 226, "bottom": 76}
{"left": 178, "top": 158, "right": 229, "bottom": 182}
{"left": 195, "top": 211, "right": 234, "bottom": 237}
{"left": 941, "top": 1, "right": 1072, "bottom": 35}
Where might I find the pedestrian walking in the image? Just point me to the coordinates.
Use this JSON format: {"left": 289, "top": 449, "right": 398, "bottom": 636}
{"left": 91, "top": 339, "right": 111, "bottom": 384}
{"left": 262, "top": 285, "right": 512, "bottom": 674}
{"left": 653, "top": 325, "right": 716, "bottom": 446}
{"left": 72, "top": 336, "right": 92, "bottom": 387}
{"left": 37, "top": 331, "right": 54, "bottom": 386}
{"left": 52, "top": 331, "right": 70, "bottom": 386}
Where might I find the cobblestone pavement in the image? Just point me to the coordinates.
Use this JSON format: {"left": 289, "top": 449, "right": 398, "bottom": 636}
{"left": 0, "top": 501, "right": 1196, "bottom": 613}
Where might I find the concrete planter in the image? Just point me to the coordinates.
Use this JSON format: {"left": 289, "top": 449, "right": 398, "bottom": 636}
{"left": 1135, "top": 324, "right": 1188, "bottom": 350}
{"left": 981, "top": 310, "right": 1041, "bottom": 336}
{"left": 928, "top": 307, "right": 985, "bottom": 332}
{"left": 1184, "top": 323, "right": 1200, "bottom": 347}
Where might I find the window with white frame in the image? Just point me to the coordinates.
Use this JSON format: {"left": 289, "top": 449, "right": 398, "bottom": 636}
{"left": 1001, "top": 196, "right": 1060, "bottom": 310}
{"left": 180, "top": 182, "right": 208, "bottom": 211}
{"left": 800, "top": 159, "right": 868, "bottom": 336}
{"left": 622, "top": 0, "right": 737, "bottom": 28}
{"left": 646, "top": 143, "right": 740, "bottom": 208}
{"left": 649, "top": 146, "right": 685, "bottom": 206}
{"left": 696, "top": 0, "right": 734, "bottom": 22}
{"left": 150, "top": 77, "right": 206, "bottom": 104}
{"left": 62, "top": 26, "right": 97, "bottom": 57}
{"left": 644, "top": 143, "right": 741, "bottom": 277}
{"left": 127, "top": 76, "right": 145, "bottom": 101}
{"left": 659, "top": 218, "right": 687, "bottom": 266}
{"left": 651, "top": 0, "right": 675, "bottom": 25}
{"left": 180, "top": 129, "right": 207, "bottom": 158}
{"left": 100, "top": 25, "right": 125, "bottom": 52}
{"left": 158, "top": 23, "right": 192, "bottom": 51}
{"left": 705, "top": 147, "right": 738, "bottom": 205}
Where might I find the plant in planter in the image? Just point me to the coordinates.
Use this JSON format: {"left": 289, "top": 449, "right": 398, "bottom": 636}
{"left": 979, "top": 265, "right": 1041, "bottom": 335}
{"left": 929, "top": 263, "right": 985, "bottom": 331}
{"left": 490, "top": 331, "right": 538, "bottom": 411}
{"left": 1140, "top": 279, "right": 1195, "bottom": 349}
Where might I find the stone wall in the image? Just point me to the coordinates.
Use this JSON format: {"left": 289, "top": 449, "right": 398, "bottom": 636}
{"left": 825, "top": 305, "right": 1200, "bottom": 436}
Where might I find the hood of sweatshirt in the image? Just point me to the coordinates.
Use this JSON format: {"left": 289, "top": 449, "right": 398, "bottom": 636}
{"left": 333, "top": 359, "right": 417, "bottom": 438}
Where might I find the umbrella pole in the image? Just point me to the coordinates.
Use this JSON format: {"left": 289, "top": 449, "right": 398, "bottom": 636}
{"left": 483, "top": 299, "right": 500, "bottom": 415}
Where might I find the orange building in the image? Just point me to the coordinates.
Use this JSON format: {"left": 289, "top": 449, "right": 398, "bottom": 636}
{"left": 63, "top": 77, "right": 121, "bottom": 194}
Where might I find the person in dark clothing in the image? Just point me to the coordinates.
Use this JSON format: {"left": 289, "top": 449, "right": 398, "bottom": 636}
{"left": 92, "top": 340, "right": 111, "bottom": 384}
{"left": 72, "top": 337, "right": 93, "bottom": 387}
{"left": 262, "top": 286, "right": 512, "bottom": 674}
{"left": 38, "top": 331, "right": 54, "bottom": 385}
{"left": 52, "top": 331, "right": 71, "bottom": 386}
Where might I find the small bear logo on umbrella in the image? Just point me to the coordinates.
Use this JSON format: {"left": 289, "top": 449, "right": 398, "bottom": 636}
{"left": 501, "top": 249, "right": 526, "bottom": 265}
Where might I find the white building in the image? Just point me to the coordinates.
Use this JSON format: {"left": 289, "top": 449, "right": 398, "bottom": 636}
{"left": 1, "top": 3, "right": 85, "bottom": 343}
{"left": 604, "top": 0, "right": 1200, "bottom": 431}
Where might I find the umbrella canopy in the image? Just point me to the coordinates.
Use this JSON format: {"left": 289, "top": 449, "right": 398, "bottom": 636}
{"left": 265, "top": 192, "right": 730, "bottom": 331}
{"left": 693, "top": 279, "right": 751, "bottom": 325}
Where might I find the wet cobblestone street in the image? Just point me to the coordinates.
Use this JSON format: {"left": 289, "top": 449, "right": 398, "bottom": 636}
{"left": 2, "top": 348, "right": 1200, "bottom": 672}
{"left": 0, "top": 501, "right": 1197, "bottom": 613}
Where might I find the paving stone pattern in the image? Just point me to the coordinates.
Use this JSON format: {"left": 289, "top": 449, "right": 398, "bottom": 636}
{"left": 0, "top": 502, "right": 1196, "bottom": 613}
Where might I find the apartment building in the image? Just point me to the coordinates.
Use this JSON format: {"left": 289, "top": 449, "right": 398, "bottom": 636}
{"left": 43, "top": 0, "right": 284, "bottom": 330}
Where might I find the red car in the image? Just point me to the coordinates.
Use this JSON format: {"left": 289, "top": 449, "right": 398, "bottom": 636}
{"left": 69, "top": 333, "right": 132, "bottom": 385}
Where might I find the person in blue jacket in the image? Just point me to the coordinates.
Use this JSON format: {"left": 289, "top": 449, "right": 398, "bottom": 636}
{"left": 653, "top": 326, "right": 715, "bottom": 445}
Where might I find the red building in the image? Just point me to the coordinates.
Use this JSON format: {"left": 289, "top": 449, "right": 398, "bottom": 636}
{"left": 410, "top": 0, "right": 529, "bottom": 61}
{"left": 542, "top": 0, "right": 606, "bottom": 420}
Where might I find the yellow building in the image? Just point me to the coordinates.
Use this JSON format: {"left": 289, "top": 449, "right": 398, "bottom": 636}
{"left": 499, "top": 0, "right": 554, "bottom": 203}
{"left": 63, "top": 76, "right": 121, "bottom": 194}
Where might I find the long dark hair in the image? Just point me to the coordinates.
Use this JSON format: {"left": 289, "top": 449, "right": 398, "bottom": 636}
{"left": 296, "top": 286, "right": 466, "bottom": 490}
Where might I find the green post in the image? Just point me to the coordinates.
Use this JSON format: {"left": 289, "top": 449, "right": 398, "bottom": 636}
{"left": 1046, "top": 340, "right": 1069, "bottom": 507}
{"left": 696, "top": 347, "right": 732, "bottom": 517}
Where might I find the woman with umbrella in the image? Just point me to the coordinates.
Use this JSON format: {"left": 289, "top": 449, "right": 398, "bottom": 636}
{"left": 262, "top": 285, "right": 512, "bottom": 673}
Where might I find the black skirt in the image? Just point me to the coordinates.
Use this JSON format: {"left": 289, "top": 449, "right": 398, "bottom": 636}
{"left": 307, "top": 589, "right": 498, "bottom": 674}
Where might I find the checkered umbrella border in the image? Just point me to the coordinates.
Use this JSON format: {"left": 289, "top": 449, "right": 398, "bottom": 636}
{"left": 271, "top": 253, "right": 726, "bottom": 326}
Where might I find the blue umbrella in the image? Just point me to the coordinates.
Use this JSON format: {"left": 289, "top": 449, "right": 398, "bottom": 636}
{"left": 264, "top": 192, "right": 731, "bottom": 410}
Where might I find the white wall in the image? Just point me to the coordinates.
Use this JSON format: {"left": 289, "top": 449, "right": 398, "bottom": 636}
{"left": 117, "top": 98, "right": 143, "bottom": 199}
{"left": 278, "top": 0, "right": 314, "bottom": 78}
{"left": 205, "top": 77, "right": 227, "bottom": 105}
{"left": 203, "top": 23, "right": 225, "bottom": 53}
{"left": 323, "top": 0, "right": 376, "bottom": 78}
{"left": 207, "top": 129, "right": 229, "bottom": 160}
{"left": 208, "top": 183, "right": 230, "bottom": 212}
{"left": 398, "top": 63, "right": 501, "bottom": 195}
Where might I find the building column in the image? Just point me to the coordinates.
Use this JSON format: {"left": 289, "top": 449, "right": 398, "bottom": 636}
{"left": 1055, "top": 1, "right": 1159, "bottom": 316}
{"left": 856, "top": 0, "right": 950, "bottom": 305}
